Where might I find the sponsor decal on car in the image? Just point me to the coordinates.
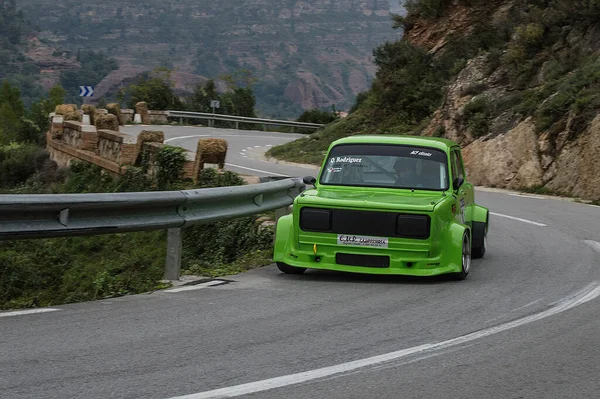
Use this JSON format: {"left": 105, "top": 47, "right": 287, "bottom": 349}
{"left": 338, "top": 234, "right": 389, "bottom": 248}
{"left": 410, "top": 150, "right": 433, "bottom": 157}
{"left": 330, "top": 156, "right": 363, "bottom": 164}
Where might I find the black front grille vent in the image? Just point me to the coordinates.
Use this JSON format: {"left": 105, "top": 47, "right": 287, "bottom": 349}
{"left": 300, "top": 207, "right": 430, "bottom": 239}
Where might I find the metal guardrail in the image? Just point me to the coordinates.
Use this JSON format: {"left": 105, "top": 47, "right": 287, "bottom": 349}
{"left": 167, "top": 110, "right": 325, "bottom": 130}
{"left": 0, "top": 178, "right": 305, "bottom": 279}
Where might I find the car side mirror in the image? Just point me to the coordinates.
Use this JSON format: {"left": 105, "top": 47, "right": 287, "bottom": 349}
{"left": 303, "top": 176, "right": 317, "bottom": 186}
{"left": 453, "top": 177, "right": 464, "bottom": 191}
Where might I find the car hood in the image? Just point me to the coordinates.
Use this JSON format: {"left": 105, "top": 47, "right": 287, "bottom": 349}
{"left": 296, "top": 187, "right": 448, "bottom": 212}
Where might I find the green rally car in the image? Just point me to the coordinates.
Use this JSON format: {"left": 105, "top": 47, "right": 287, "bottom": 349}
{"left": 273, "top": 135, "right": 489, "bottom": 280}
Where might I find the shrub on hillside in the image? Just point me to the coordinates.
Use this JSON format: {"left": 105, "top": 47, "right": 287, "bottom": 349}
{"left": 0, "top": 160, "right": 276, "bottom": 310}
{"left": 0, "top": 143, "right": 61, "bottom": 189}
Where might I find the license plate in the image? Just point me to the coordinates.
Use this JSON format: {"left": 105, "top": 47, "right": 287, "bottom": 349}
{"left": 337, "top": 234, "right": 388, "bottom": 248}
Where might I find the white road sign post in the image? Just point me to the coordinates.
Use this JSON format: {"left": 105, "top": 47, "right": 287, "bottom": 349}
{"left": 210, "top": 100, "right": 220, "bottom": 127}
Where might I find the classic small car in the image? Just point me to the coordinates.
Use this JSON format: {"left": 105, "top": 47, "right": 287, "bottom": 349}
{"left": 273, "top": 135, "right": 489, "bottom": 280}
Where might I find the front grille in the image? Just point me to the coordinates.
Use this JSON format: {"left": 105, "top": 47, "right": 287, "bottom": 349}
{"left": 336, "top": 253, "right": 390, "bottom": 268}
{"left": 300, "top": 207, "right": 430, "bottom": 239}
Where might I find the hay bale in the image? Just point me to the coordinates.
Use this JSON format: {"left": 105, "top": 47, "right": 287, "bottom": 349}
{"left": 82, "top": 104, "right": 97, "bottom": 125}
{"left": 95, "top": 114, "right": 120, "bottom": 131}
{"left": 82, "top": 104, "right": 96, "bottom": 114}
{"left": 64, "top": 111, "right": 82, "bottom": 122}
{"left": 194, "top": 138, "right": 228, "bottom": 175}
{"left": 55, "top": 104, "right": 77, "bottom": 115}
{"left": 106, "top": 103, "right": 124, "bottom": 125}
{"left": 135, "top": 130, "right": 164, "bottom": 164}
{"left": 135, "top": 101, "right": 150, "bottom": 124}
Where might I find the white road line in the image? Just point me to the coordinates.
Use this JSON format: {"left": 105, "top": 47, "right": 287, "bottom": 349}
{"left": 490, "top": 212, "right": 547, "bottom": 227}
{"left": 0, "top": 308, "right": 60, "bottom": 318}
{"left": 165, "top": 282, "right": 600, "bottom": 399}
{"left": 584, "top": 240, "right": 600, "bottom": 253}
{"left": 165, "top": 134, "right": 299, "bottom": 143}
{"left": 511, "top": 298, "right": 544, "bottom": 312}
{"left": 164, "top": 135, "right": 210, "bottom": 143}
{"left": 509, "top": 194, "right": 545, "bottom": 199}
{"left": 164, "top": 281, "right": 226, "bottom": 293}
{"left": 225, "top": 163, "right": 289, "bottom": 177}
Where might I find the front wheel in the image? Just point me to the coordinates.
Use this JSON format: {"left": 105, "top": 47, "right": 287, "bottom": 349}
{"left": 276, "top": 262, "right": 307, "bottom": 274}
{"left": 450, "top": 232, "right": 471, "bottom": 281}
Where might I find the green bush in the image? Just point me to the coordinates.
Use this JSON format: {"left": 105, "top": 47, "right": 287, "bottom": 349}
{"left": 462, "top": 97, "right": 490, "bottom": 137}
{"left": 0, "top": 143, "right": 49, "bottom": 189}
{"left": 297, "top": 108, "right": 339, "bottom": 124}
{"left": 0, "top": 156, "right": 278, "bottom": 309}
{"left": 156, "top": 145, "right": 188, "bottom": 189}
{"left": 0, "top": 231, "right": 168, "bottom": 310}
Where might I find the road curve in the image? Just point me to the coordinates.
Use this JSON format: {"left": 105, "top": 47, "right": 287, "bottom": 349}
{"left": 1, "top": 126, "right": 599, "bottom": 399}
{"left": 120, "top": 125, "right": 319, "bottom": 178}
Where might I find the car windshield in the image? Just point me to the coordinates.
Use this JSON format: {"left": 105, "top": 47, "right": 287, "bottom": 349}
{"left": 319, "top": 143, "right": 450, "bottom": 191}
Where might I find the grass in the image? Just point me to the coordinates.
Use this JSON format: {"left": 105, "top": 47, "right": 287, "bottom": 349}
{"left": 183, "top": 249, "right": 274, "bottom": 278}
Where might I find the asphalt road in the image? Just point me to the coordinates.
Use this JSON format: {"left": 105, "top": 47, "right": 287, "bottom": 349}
{"left": 1, "top": 126, "right": 599, "bottom": 399}
{"left": 120, "top": 125, "right": 320, "bottom": 178}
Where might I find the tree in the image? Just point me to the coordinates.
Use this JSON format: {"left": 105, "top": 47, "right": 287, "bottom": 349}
{"left": 27, "top": 84, "right": 66, "bottom": 138}
{"left": 125, "top": 68, "right": 184, "bottom": 110}
{"left": 187, "top": 79, "right": 219, "bottom": 113}
{"left": 297, "top": 108, "right": 338, "bottom": 124}
{"left": 0, "top": 80, "right": 25, "bottom": 144}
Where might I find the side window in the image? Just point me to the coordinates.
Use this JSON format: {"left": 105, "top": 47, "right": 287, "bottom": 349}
{"left": 450, "top": 151, "right": 459, "bottom": 183}
{"left": 453, "top": 150, "right": 465, "bottom": 180}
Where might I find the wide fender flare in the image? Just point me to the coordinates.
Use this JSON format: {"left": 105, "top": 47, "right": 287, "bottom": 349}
{"left": 444, "top": 222, "right": 470, "bottom": 272}
{"left": 274, "top": 214, "right": 293, "bottom": 262}
{"left": 472, "top": 204, "right": 489, "bottom": 227}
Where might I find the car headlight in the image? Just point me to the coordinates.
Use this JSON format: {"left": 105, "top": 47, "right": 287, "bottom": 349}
{"left": 300, "top": 207, "right": 331, "bottom": 232}
{"left": 396, "top": 214, "right": 430, "bottom": 239}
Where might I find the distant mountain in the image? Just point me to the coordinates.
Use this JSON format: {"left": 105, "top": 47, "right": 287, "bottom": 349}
{"left": 18, "top": 0, "right": 401, "bottom": 117}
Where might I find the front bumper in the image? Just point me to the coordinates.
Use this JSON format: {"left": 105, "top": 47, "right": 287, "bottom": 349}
{"left": 279, "top": 235, "right": 460, "bottom": 276}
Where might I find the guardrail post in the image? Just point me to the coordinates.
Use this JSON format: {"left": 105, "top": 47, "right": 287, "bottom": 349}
{"left": 235, "top": 121, "right": 239, "bottom": 130}
{"left": 165, "top": 228, "right": 182, "bottom": 280}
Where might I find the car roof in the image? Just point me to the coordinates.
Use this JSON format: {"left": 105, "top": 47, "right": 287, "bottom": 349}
{"left": 328, "top": 135, "right": 459, "bottom": 152}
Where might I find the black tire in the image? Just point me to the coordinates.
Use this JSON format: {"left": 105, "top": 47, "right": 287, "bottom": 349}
{"left": 276, "top": 262, "right": 307, "bottom": 274}
{"left": 472, "top": 221, "right": 487, "bottom": 259}
{"left": 450, "top": 232, "right": 471, "bottom": 281}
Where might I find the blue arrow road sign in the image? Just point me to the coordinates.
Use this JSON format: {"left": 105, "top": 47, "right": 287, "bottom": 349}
{"left": 79, "top": 86, "right": 94, "bottom": 97}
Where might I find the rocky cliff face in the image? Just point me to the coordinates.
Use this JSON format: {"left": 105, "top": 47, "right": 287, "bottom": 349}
{"left": 19, "top": 0, "right": 399, "bottom": 117}
{"left": 414, "top": 1, "right": 600, "bottom": 200}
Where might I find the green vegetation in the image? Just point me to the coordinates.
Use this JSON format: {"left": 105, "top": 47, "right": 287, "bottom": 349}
{"left": 60, "top": 50, "right": 119, "bottom": 105}
{"left": 0, "top": 159, "right": 278, "bottom": 310}
{"left": 270, "top": 0, "right": 600, "bottom": 165}
{"left": 0, "top": 77, "right": 277, "bottom": 311}
{"left": 121, "top": 67, "right": 258, "bottom": 128}
{"left": 17, "top": 0, "right": 396, "bottom": 117}
{"left": 297, "top": 108, "right": 340, "bottom": 125}
{"left": 0, "top": 81, "right": 65, "bottom": 146}
{"left": 0, "top": 0, "right": 45, "bottom": 105}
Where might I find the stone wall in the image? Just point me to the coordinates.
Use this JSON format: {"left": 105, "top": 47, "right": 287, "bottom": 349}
{"left": 46, "top": 119, "right": 201, "bottom": 182}
{"left": 97, "top": 130, "right": 138, "bottom": 165}
{"left": 148, "top": 110, "right": 169, "bottom": 124}
{"left": 62, "top": 121, "right": 99, "bottom": 151}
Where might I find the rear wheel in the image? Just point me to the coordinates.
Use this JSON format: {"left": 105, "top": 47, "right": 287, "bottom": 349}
{"left": 450, "top": 232, "right": 471, "bottom": 281}
{"left": 276, "top": 262, "right": 307, "bottom": 274}
{"left": 472, "top": 221, "right": 487, "bottom": 259}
